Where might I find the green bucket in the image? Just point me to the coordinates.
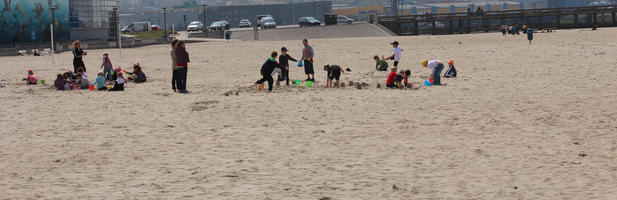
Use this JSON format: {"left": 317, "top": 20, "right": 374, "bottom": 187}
{"left": 306, "top": 81, "right": 312, "bottom": 87}
{"left": 295, "top": 80, "right": 300, "bottom": 85}
{"left": 40, "top": 79, "right": 45, "bottom": 85}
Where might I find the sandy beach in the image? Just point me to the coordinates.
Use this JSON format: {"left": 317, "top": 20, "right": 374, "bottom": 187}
{"left": 1, "top": 27, "right": 617, "bottom": 199}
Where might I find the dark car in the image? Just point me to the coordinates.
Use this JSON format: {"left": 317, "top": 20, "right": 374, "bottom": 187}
{"left": 298, "top": 17, "right": 321, "bottom": 27}
{"left": 210, "top": 21, "right": 230, "bottom": 31}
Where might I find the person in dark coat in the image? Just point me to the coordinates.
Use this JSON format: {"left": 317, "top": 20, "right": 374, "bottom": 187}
{"left": 72, "top": 40, "right": 87, "bottom": 72}
{"left": 175, "top": 41, "right": 190, "bottom": 93}
{"left": 127, "top": 63, "right": 147, "bottom": 83}
{"left": 256, "top": 51, "right": 279, "bottom": 91}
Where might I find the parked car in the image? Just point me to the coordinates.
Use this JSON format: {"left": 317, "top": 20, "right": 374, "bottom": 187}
{"left": 337, "top": 15, "right": 354, "bottom": 24}
{"left": 256, "top": 15, "right": 272, "bottom": 27}
{"left": 121, "top": 22, "right": 152, "bottom": 33}
{"left": 238, "top": 19, "right": 252, "bottom": 27}
{"left": 260, "top": 17, "right": 277, "bottom": 29}
{"left": 210, "top": 21, "right": 230, "bottom": 31}
{"left": 187, "top": 21, "right": 205, "bottom": 32}
{"left": 151, "top": 25, "right": 162, "bottom": 31}
{"left": 298, "top": 17, "right": 321, "bottom": 27}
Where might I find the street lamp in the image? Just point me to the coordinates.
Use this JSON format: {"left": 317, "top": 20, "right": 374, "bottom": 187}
{"left": 162, "top": 7, "right": 168, "bottom": 39}
{"left": 202, "top": 4, "right": 207, "bottom": 27}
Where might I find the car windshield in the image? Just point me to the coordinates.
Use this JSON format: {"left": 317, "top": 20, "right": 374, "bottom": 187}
{"left": 212, "top": 22, "right": 223, "bottom": 26}
{"left": 306, "top": 17, "right": 316, "bottom": 21}
{"left": 189, "top": 22, "right": 200, "bottom": 25}
{"left": 263, "top": 18, "right": 274, "bottom": 22}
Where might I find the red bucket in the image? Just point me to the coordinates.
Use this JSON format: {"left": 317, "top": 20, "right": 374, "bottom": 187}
{"left": 89, "top": 85, "right": 95, "bottom": 91}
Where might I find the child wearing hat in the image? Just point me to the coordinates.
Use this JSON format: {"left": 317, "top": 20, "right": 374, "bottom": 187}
{"left": 422, "top": 59, "right": 444, "bottom": 85}
{"left": 444, "top": 59, "right": 457, "bottom": 78}
{"left": 278, "top": 47, "right": 297, "bottom": 85}
{"left": 384, "top": 41, "right": 403, "bottom": 68}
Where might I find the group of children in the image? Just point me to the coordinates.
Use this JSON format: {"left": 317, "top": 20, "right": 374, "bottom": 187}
{"left": 25, "top": 52, "right": 147, "bottom": 92}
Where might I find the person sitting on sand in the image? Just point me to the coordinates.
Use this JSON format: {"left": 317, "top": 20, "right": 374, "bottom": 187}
{"left": 26, "top": 70, "right": 37, "bottom": 85}
{"left": 255, "top": 51, "right": 279, "bottom": 91}
{"left": 111, "top": 66, "right": 121, "bottom": 82}
{"left": 422, "top": 59, "right": 444, "bottom": 85}
{"left": 108, "top": 73, "right": 126, "bottom": 91}
{"left": 386, "top": 67, "right": 401, "bottom": 88}
{"left": 76, "top": 73, "right": 90, "bottom": 89}
{"left": 374, "top": 55, "right": 389, "bottom": 71}
{"left": 54, "top": 74, "right": 69, "bottom": 90}
{"left": 444, "top": 59, "right": 457, "bottom": 78}
{"left": 324, "top": 64, "right": 344, "bottom": 88}
{"left": 92, "top": 72, "right": 107, "bottom": 91}
{"left": 127, "top": 63, "right": 147, "bottom": 83}
{"left": 77, "top": 67, "right": 88, "bottom": 80}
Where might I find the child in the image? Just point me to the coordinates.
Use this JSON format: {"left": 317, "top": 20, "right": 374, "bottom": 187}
{"left": 127, "top": 63, "right": 147, "bottom": 83}
{"left": 385, "top": 67, "right": 400, "bottom": 88}
{"left": 111, "top": 66, "right": 121, "bottom": 82}
{"left": 108, "top": 72, "right": 125, "bottom": 91}
{"left": 395, "top": 69, "right": 411, "bottom": 88}
{"left": 54, "top": 74, "right": 69, "bottom": 90}
{"left": 384, "top": 41, "right": 403, "bottom": 68}
{"left": 278, "top": 47, "right": 297, "bottom": 85}
{"left": 255, "top": 51, "right": 279, "bottom": 91}
{"left": 374, "top": 55, "right": 389, "bottom": 71}
{"left": 444, "top": 59, "right": 457, "bottom": 78}
{"left": 324, "top": 64, "right": 344, "bottom": 88}
{"left": 92, "top": 72, "right": 107, "bottom": 90}
{"left": 422, "top": 59, "right": 444, "bottom": 85}
{"left": 101, "top": 53, "right": 113, "bottom": 81}
{"left": 77, "top": 67, "right": 88, "bottom": 79}
{"left": 526, "top": 29, "right": 534, "bottom": 44}
{"left": 26, "top": 70, "right": 37, "bottom": 85}
{"left": 403, "top": 70, "right": 411, "bottom": 87}
{"left": 76, "top": 73, "right": 90, "bottom": 89}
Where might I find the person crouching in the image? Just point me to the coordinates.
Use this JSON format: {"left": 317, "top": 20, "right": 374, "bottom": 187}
{"left": 255, "top": 51, "right": 279, "bottom": 91}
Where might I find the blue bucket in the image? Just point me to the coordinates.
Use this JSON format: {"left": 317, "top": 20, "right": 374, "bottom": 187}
{"left": 297, "top": 61, "right": 303, "bottom": 67}
{"left": 424, "top": 80, "right": 432, "bottom": 86}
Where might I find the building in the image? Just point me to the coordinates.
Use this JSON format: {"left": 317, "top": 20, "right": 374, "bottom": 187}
{"left": 0, "top": 0, "right": 118, "bottom": 44}
{"left": 70, "top": 0, "right": 119, "bottom": 41}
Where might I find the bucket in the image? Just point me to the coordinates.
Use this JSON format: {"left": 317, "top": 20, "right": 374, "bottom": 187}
{"left": 297, "top": 61, "right": 303, "bottom": 67}
{"left": 89, "top": 85, "right": 95, "bottom": 91}
{"left": 40, "top": 79, "right": 45, "bottom": 85}
{"left": 306, "top": 81, "right": 312, "bottom": 87}
{"left": 295, "top": 80, "right": 300, "bottom": 85}
{"left": 424, "top": 80, "right": 432, "bottom": 86}
{"left": 258, "top": 84, "right": 264, "bottom": 90}
{"left": 429, "top": 77, "right": 434, "bottom": 83}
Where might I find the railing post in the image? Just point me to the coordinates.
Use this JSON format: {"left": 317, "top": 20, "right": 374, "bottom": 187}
{"left": 458, "top": 20, "right": 463, "bottom": 33}
{"left": 574, "top": 13, "right": 578, "bottom": 28}
{"left": 432, "top": 20, "right": 437, "bottom": 35}
{"left": 414, "top": 21, "right": 419, "bottom": 35}
{"left": 611, "top": 7, "right": 617, "bottom": 26}
{"left": 466, "top": 14, "right": 471, "bottom": 33}
{"left": 537, "top": 10, "right": 542, "bottom": 29}
{"left": 592, "top": 7, "right": 598, "bottom": 28}
{"left": 556, "top": 12, "right": 561, "bottom": 28}
{"left": 449, "top": 19, "right": 453, "bottom": 34}
{"left": 520, "top": 10, "right": 525, "bottom": 27}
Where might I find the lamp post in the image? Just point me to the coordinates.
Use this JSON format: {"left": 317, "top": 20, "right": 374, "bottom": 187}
{"left": 113, "top": 7, "right": 121, "bottom": 57}
{"left": 162, "top": 7, "right": 168, "bottom": 40}
{"left": 202, "top": 4, "right": 207, "bottom": 27}
{"left": 50, "top": 4, "right": 57, "bottom": 64}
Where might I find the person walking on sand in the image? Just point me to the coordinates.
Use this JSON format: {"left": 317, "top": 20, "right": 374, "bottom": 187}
{"left": 175, "top": 40, "right": 190, "bottom": 93}
{"left": 170, "top": 39, "right": 179, "bottom": 92}
{"left": 72, "top": 40, "right": 87, "bottom": 72}
{"left": 526, "top": 29, "right": 534, "bottom": 44}
{"left": 278, "top": 47, "right": 297, "bottom": 85}
{"left": 301, "top": 39, "right": 315, "bottom": 81}
{"left": 384, "top": 41, "right": 403, "bottom": 68}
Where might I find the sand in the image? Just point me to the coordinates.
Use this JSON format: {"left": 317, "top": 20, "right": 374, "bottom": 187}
{"left": 1, "top": 27, "right": 617, "bottom": 200}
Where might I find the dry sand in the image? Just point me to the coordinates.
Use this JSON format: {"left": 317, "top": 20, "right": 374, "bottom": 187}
{"left": 1, "top": 27, "right": 617, "bottom": 199}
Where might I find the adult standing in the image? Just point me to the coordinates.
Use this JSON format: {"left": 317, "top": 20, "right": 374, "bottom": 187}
{"left": 422, "top": 59, "right": 444, "bottom": 85}
{"left": 170, "top": 39, "right": 179, "bottom": 92}
{"left": 385, "top": 41, "right": 403, "bottom": 68}
{"left": 175, "top": 40, "right": 190, "bottom": 93}
{"left": 301, "top": 39, "right": 315, "bottom": 81}
{"left": 72, "top": 40, "right": 87, "bottom": 72}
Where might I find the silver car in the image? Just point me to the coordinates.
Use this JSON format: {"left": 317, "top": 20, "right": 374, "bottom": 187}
{"left": 337, "top": 15, "right": 354, "bottom": 24}
{"left": 239, "top": 19, "right": 252, "bottom": 27}
{"left": 260, "top": 17, "right": 277, "bottom": 29}
{"left": 187, "top": 21, "right": 205, "bottom": 32}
